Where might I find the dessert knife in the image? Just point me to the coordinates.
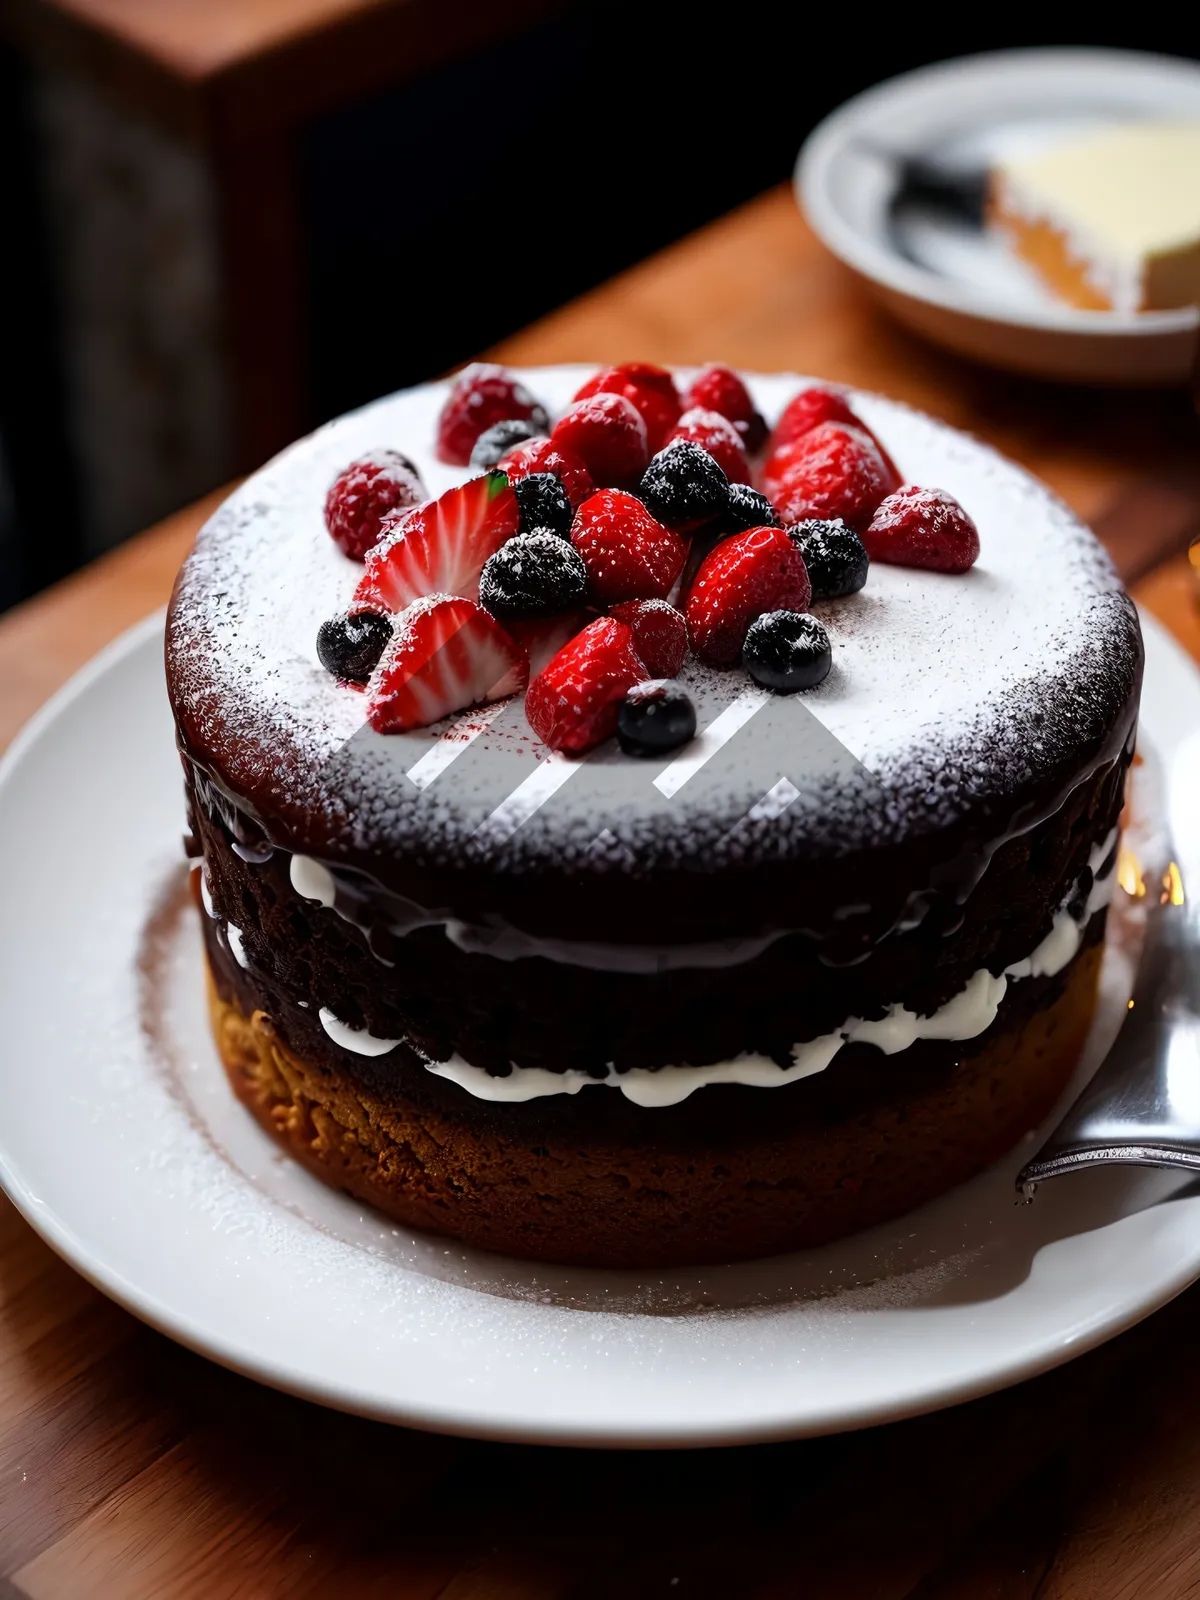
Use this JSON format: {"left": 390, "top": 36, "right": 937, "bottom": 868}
{"left": 1018, "top": 842, "right": 1200, "bottom": 1191}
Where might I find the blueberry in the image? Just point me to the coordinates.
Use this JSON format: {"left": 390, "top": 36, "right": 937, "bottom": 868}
{"left": 789, "top": 518, "right": 868, "bottom": 599}
{"left": 638, "top": 440, "right": 728, "bottom": 530}
{"left": 513, "top": 471, "right": 574, "bottom": 539}
{"left": 316, "top": 611, "right": 392, "bottom": 684}
{"left": 479, "top": 531, "right": 588, "bottom": 620}
{"left": 617, "top": 681, "right": 697, "bottom": 756}
{"left": 743, "top": 611, "right": 831, "bottom": 692}
{"left": 470, "top": 417, "right": 546, "bottom": 470}
{"left": 722, "top": 482, "right": 781, "bottom": 531}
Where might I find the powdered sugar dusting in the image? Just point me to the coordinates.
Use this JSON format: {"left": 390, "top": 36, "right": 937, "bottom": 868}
{"left": 166, "top": 367, "right": 1139, "bottom": 873}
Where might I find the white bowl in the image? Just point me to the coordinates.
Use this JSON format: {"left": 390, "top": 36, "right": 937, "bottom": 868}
{"left": 797, "top": 48, "right": 1200, "bottom": 386}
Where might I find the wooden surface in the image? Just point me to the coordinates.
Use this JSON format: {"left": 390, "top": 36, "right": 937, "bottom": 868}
{"left": 1, "top": 186, "right": 1200, "bottom": 1598}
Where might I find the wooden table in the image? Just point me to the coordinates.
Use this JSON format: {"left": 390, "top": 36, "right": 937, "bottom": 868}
{"left": 1, "top": 187, "right": 1199, "bottom": 1599}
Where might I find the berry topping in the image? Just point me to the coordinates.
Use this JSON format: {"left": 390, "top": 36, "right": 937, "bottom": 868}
{"left": 324, "top": 451, "right": 426, "bottom": 561}
{"left": 743, "top": 611, "right": 832, "bottom": 692}
{"left": 767, "top": 422, "right": 900, "bottom": 534}
{"left": 685, "top": 525, "right": 812, "bottom": 667}
{"left": 479, "top": 531, "right": 588, "bottom": 621}
{"left": 863, "top": 486, "right": 981, "bottom": 573}
{"left": 682, "top": 365, "right": 767, "bottom": 454}
{"left": 366, "top": 595, "right": 528, "bottom": 733}
{"left": 617, "top": 680, "right": 697, "bottom": 757}
{"left": 667, "top": 408, "right": 751, "bottom": 484}
{"left": 499, "top": 438, "right": 595, "bottom": 510}
{"left": 435, "top": 365, "right": 549, "bottom": 466}
{"left": 316, "top": 611, "right": 393, "bottom": 684}
{"left": 353, "top": 472, "right": 519, "bottom": 613}
{"left": 525, "top": 616, "right": 648, "bottom": 753}
{"left": 570, "top": 489, "right": 686, "bottom": 605}
{"left": 789, "top": 519, "right": 869, "bottom": 599}
{"left": 469, "top": 417, "right": 546, "bottom": 470}
{"left": 513, "top": 472, "right": 574, "bottom": 539}
{"left": 721, "top": 482, "right": 782, "bottom": 532}
{"left": 573, "top": 363, "right": 682, "bottom": 454}
{"left": 609, "top": 598, "right": 688, "bottom": 677}
{"left": 551, "top": 393, "right": 650, "bottom": 488}
{"left": 637, "top": 439, "right": 729, "bottom": 531}
{"left": 769, "top": 385, "right": 860, "bottom": 451}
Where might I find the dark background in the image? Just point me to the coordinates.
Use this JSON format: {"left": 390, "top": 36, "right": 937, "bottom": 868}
{"left": 3, "top": 7, "right": 1199, "bottom": 612}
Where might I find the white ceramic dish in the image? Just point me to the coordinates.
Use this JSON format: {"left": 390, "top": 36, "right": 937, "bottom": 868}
{"left": 0, "top": 612, "right": 1198, "bottom": 1447}
{"left": 797, "top": 48, "right": 1200, "bottom": 385}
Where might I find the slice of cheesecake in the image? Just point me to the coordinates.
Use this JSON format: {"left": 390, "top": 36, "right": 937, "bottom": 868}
{"left": 989, "top": 121, "right": 1200, "bottom": 313}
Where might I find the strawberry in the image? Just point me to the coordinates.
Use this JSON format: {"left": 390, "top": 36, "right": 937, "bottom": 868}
{"left": 667, "top": 407, "right": 751, "bottom": 485}
{"left": 366, "top": 596, "right": 528, "bottom": 733}
{"left": 863, "top": 486, "right": 980, "bottom": 573}
{"left": 685, "top": 526, "right": 811, "bottom": 666}
{"left": 768, "top": 385, "right": 860, "bottom": 452}
{"left": 324, "top": 451, "right": 426, "bottom": 561}
{"left": 573, "top": 363, "right": 682, "bottom": 453}
{"left": 682, "top": 366, "right": 767, "bottom": 454}
{"left": 767, "top": 422, "right": 899, "bottom": 534}
{"left": 551, "top": 393, "right": 650, "bottom": 488}
{"left": 610, "top": 599, "right": 687, "bottom": 677}
{"left": 435, "top": 364, "right": 549, "bottom": 466}
{"left": 571, "top": 489, "right": 686, "bottom": 605}
{"left": 353, "top": 472, "right": 519, "bottom": 613}
{"left": 497, "top": 438, "right": 595, "bottom": 510}
{"left": 506, "top": 609, "right": 594, "bottom": 677}
{"left": 525, "top": 617, "right": 648, "bottom": 753}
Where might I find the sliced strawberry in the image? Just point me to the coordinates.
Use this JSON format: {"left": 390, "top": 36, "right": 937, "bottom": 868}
{"left": 367, "top": 596, "right": 528, "bottom": 733}
{"left": 551, "top": 393, "right": 650, "bottom": 488}
{"left": 571, "top": 489, "right": 686, "bottom": 605}
{"left": 610, "top": 598, "right": 687, "bottom": 677}
{"left": 573, "top": 364, "right": 682, "bottom": 453}
{"left": 686, "top": 526, "right": 811, "bottom": 667}
{"left": 667, "top": 407, "right": 751, "bottom": 485}
{"left": 435, "top": 364, "right": 548, "bottom": 466}
{"left": 497, "top": 438, "right": 595, "bottom": 510}
{"left": 767, "top": 422, "right": 900, "bottom": 534}
{"left": 863, "top": 486, "right": 980, "bottom": 573}
{"left": 525, "top": 617, "right": 648, "bottom": 753}
{"left": 682, "top": 366, "right": 767, "bottom": 454}
{"left": 353, "top": 472, "right": 519, "bottom": 614}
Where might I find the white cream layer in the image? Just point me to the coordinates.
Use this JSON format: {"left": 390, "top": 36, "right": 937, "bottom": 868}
{"left": 314, "top": 830, "right": 1117, "bottom": 1109}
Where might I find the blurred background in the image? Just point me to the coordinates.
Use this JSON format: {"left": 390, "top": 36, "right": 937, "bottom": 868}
{"left": 1, "top": 2, "right": 1197, "bottom": 612}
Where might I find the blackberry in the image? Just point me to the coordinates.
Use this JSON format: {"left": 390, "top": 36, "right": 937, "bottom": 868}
{"left": 722, "top": 482, "right": 781, "bottom": 532}
{"left": 743, "top": 611, "right": 831, "bottom": 692}
{"left": 617, "top": 681, "right": 697, "bottom": 756}
{"left": 470, "top": 417, "right": 545, "bottom": 470}
{"left": 637, "top": 439, "right": 728, "bottom": 531}
{"left": 789, "top": 518, "right": 869, "bottom": 599}
{"left": 316, "top": 611, "right": 392, "bottom": 683}
{"left": 479, "top": 531, "right": 588, "bottom": 621}
{"left": 513, "top": 471, "right": 574, "bottom": 539}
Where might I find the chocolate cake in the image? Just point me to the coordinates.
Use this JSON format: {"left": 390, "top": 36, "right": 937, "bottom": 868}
{"left": 167, "top": 365, "right": 1142, "bottom": 1267}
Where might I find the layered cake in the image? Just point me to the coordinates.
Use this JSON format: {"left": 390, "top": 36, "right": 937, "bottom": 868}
{"left": 167, "top": 363, "right": 1142, "bottom": 1267}
{"left": 989, "top": 120, "right": 1200, "bottom": 313}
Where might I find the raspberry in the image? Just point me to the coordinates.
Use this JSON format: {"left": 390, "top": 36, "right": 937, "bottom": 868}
{"left": 667, "top": 408, "right": 751, "bottom": 485}
{"left": 863, "top": 486, "right": 980, "bottom": 573}
{"left": 610, "top": 598, "right": 688, "bottom": 677}
{"left": 570, "top": 489, "right": 685, "bottom": 605}
{"left": 499, "top": 438, "right": 595, "bottom": 510}
{"left": 683, "top": 365, "right": 767, "bottom": 453}
{"left": 436, "top": 364, "right": 549, "bottom": 466}
{"left": 552, "top": 393, "right": 650, "bottom": 488}
{"left": 768, "top": 422, "right": 899, "bottom": 534}
{"left": 525, "top": 617, "right": 649, "bottom": 753}
{"left": 324, "top": 451, "right": 426, "bottom": 561}
{"left": 573, "top": 363, "right": 682, "bottom": 453}
{"left": 685, "top": 525, "right": 812, "bottom": 666}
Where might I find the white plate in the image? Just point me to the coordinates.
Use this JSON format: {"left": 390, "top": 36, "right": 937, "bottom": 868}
{"left": 797, "top": 49, "right": 1200, "bottom": 385}
{"left": 0, "top": 612, "right": 1198, "bottom": 1447}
